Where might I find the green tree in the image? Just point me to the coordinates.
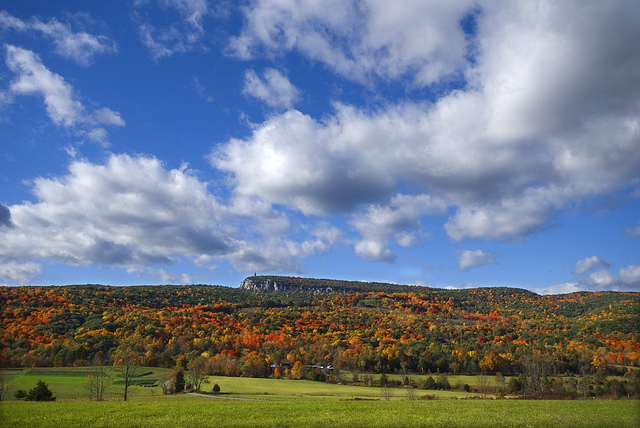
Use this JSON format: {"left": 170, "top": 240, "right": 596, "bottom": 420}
{"left": 379, "top": 373, "right": 389, "bottom": 387}
{"left": 212, "top": 383, "right": 220, "bottom": 394}
{"left": 25, "top": 380, "right": 56, "bottom": 401}
{"left": 187, "top": 356, "right": 209, "bottom": 391}
{"left": 422, "top": 376, "right": 437, "bottom": 390}
{"left": 508, "top": 376, "right": 523, "bottom": 394}
{"left": 175, "top": 370, "right": 185, "bottom": 393}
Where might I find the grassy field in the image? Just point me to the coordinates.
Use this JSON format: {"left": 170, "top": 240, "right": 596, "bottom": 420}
{"left": 2, "top": 367, "right": 168, "bottom": 400}
{"left": 2, "top": 368, "right": 638, "bottom": 427}
{"left": 2, "top": 396, "right": 638, "bottom": 427}
{"left": 1, "top": 368, "right": 479, "bottom": 401}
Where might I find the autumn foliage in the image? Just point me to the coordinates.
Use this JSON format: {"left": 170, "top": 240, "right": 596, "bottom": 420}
{"left": 1, "top": 280, "right": 638, "bottom": 380}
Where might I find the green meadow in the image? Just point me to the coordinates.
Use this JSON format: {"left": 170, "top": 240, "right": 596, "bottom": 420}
{"left": 3, "top": 396, "right": 638, "bottom": 428}
{"left": 1, "top": 368, "right": 638, "bottom": 427}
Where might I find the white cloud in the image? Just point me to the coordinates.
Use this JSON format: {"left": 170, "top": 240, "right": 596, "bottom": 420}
{"left": 153, "top": 268, "right": 193, "bottom": 284}
{"left": 0, "top": 153, "right": 339, "bottom": 283}
{"left": 572, "top": 256, "right": 610, "bottom": 275}
{"left": 6, "top": 45, "right": 85, "bottom": 127}
{"left": 243, "top": 68, "right": 301, "bottom": 109}
{"left": 456, "top": 250, "right": 497, "bottom": 271}
{"left": 0, "top": 11, "right": 27, "bottom": 31}
{"left": 3, "top": 45, "right": 125, "bottom": 142}
{"left": 619, "top": 265, "right": 640, "bottom": 285}
{"left": 0, "top": 260, "right": 42, "bottom": 285}
{"left": 229, "top": 0, "right": 475, "bottom": 86}
{"left": 582, "top": 270, "right": 619, "bottom": 288}
{"left": 91, "top": 107, "right": 126, "bottom": 127}
{"left": 534, "top": 282, "right": 581, "bottom": 296}
{"left": 444, "top": 188, "right": 563, "bottom": 242}
{"left": 538, "top": 263, "right": 640, "bottom": 294}
{"left": 162, "top": 0, "right": 209, "bottom": 30}
{"left": 215, "top": 0, "right": 640, "bottom": 258}
{"left": 0, "top": 11, "right": 117, "bottom": 65}
{"left": 211, "top": 109, "right": 396, "bottom": 216}
{"left": 625, "top": 220, "right": 640, "bottom": 237}
{"left": 134, "top": 0, "right": 210, "bottom": 60}
{"left": 0, "top": 154, "right": 232, "bottom": 273}
{"left": 351, "top": 194, "right": 446, "bottom": 262}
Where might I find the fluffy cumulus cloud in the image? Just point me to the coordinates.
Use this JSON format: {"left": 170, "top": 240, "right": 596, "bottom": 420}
{"left": 351, "top": 194, "right": 446, "bottom": 262}
{"left": 0, "top": 154, "right": 336, "bottom": 283}
{"left": 215, "top": 0, "right": 640, "bottom": 262}
{"left": 572, "top": 256, "right": 610, "bottom": 275}
{"left": 538, "top": 260, "right": 640, "bottom": 295}
{"left": 456, "top": 250, "right": 497, "bottom": 271}
{"left": 3, "top": 45, "right": 125, "bottom": 143}
{"left": 243, "top": 68, "right": 301, "bottom": 109}
{"left": 134, "top": 0, "right": 211, "bottom": 60}
{"left": 0, "top": 11, "right": 117, "bottom": 65}
{"left": 211, "top": 109, "right": 397, "bottom": 216}
{"left": 619, "top": 265, "right": 640, "bottom": 285}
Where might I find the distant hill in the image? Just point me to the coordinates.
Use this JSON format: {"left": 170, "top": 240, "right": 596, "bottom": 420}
{"left": 239, "top": 274, "right": 540, "bottom": 298}
{"left": 1, "top": 280, "right": 638, "bottom": 380}
{"left": 240, "top": 275, "right": 440, "bottom": 293}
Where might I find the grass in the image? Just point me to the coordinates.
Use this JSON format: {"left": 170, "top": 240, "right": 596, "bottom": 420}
{"left": 2, "top": 368, "right": 638, "bottom": 427}
{"left": 2, "top": 396, "right": 638, "bottom": 427}
{"left": 2, "top": 367, "right": 167, "bottom": 400}
{"left": 202, "top": 376, "right": 475, "bottom": 401}
{"left": 1, "top": 368, "right": 479, "bottom": 401}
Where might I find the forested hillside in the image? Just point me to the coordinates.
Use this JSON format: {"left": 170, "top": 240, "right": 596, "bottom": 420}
{"left": 2, "top": 279, "right": 638, "bottom": 381}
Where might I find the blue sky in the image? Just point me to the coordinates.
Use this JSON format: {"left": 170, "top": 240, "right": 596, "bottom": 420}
{"left": 1, "top": 0, "right": 639, "bottom": 294}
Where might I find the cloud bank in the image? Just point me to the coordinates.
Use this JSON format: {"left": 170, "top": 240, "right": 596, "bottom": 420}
{"left": 1, "top": 1, "right": 639, "bottom": 291}
{"left": 0, "top": 154, "right": 336, "bottom": 283}
{"left": 216, "top": 0, "right": 640, "bottom": 248}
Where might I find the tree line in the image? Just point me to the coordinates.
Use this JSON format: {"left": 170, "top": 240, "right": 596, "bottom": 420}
{"left": 1, "top": 281, "right": 638, "bottom": 396}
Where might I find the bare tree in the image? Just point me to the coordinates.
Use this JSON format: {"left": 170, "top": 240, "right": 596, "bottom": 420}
{"left": 0, "top": 376, "right": 14, "bottom": 401}
{"left": 113, "top": 348, "right": 142, "bottom": 401}
{"left": 521, "top": 353, "right": 552, "bottom": 397}
{"left": 476, "top": 373, "right": 490, "bottom": 398}
{"left": 405, "top": 385, "right": 417, "bottom": 400}
{"left": 85, "top": 366, "right": 112, "bottom": 401}
{"left": 381, "top": 384, "right": 393, "bottom": 401}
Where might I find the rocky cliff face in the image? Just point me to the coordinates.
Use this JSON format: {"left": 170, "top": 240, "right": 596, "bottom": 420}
{"left": 239, "top": 277, "right": 342, "bottom": 293}
{"left": 240, "top": 278, "right": 296, "bottom": 291}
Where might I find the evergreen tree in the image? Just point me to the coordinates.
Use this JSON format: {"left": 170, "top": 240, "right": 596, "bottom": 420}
{"left": 25, "top": 380, "right": 56, "bottom": 401}
{"left": 422, "top": 376, "right": 437, "bottom": 390}
{"left": 379, "top": 373, "right": 388, "bottom": 386}
{"left": 175, "top": 370, "right": 185, "bottom": 393}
